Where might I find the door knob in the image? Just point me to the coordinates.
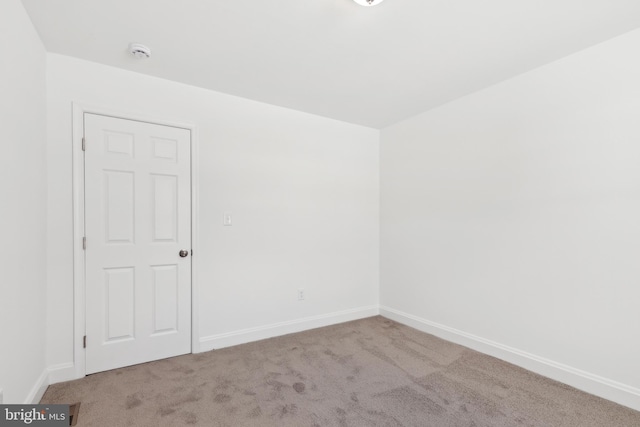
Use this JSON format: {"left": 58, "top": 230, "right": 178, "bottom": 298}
{"left": 179, "top": 250, "right": 189, "bottom": 258}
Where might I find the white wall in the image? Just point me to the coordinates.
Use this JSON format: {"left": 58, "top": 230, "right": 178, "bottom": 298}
{"left": 380, "top": 29, "right": 640, "bottom": 410}
{"left": 46, "top": 54, "right": 379, "bottom": 375}
{"left": 0, "top": 0, "right": 48, "bottom": 404}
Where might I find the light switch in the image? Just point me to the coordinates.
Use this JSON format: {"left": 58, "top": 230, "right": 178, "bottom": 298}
{"left": 223, "top": 212, "right": 232, "bottom": 226}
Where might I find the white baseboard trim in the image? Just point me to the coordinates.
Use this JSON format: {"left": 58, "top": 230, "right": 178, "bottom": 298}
{"left": 47, "top": 363, "right": 77, "bottom": 385}
{"left": 25, "top": 369, "right": 49, "bottom": 404}
{"left": 199, "top": 305, "right": 380, "bottom": 352}
{"left": 380, "top": 306, "right": 640, "bottom": 412}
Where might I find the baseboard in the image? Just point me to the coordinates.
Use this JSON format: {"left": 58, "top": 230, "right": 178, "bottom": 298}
{"left": 47, "top": 363, "right": 77, "bottom": 385}
{"left": 199, "top": 305, "right": 380, "bottom": 352}
{"left": 25, "top": 369, "right": 49, "bottom": 404}
{"left": 379, "top": 306, "right": 640, "bottom": 412}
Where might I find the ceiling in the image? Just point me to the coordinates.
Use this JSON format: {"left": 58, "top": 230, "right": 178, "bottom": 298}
{"left": 21, "top": 0, "right": 640, "bottom": 129}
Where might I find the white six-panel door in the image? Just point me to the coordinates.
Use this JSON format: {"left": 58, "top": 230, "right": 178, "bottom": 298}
{"left": 84, "top": 113, "right": 191, "bottom": 374}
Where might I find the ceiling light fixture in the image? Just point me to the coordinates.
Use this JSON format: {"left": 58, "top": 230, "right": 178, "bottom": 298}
{"left": 129, "top": 43, "right": 151, "bottom": 59}
{"left": 353, "top": 0, "right": 385, "bottom": 6}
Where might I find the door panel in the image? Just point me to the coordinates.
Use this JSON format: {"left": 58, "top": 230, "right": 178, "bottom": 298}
{"left": 104, "top": 170, "right": 135, "bottom": 243}
{"left": 151, "top": 174, "right": 178, "bottom": 242}
{"left": 104, "top": 267, "right": 135, "bottom": 342}
{"left": 151, "top": 264, "right": 179, "bottom": 334}
{"left": 84, "top": 113, "right": 191, "bottom": 374}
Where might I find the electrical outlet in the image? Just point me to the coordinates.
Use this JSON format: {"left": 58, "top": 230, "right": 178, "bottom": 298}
{"left": 223, "top": 212, "right": 232, "bottom": 226}
{"left": 297, "top": 289, "right": 305, "bottom": 301}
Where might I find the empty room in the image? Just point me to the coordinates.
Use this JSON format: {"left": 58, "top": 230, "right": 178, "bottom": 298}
{"left": 1, "top": 0, "right": 639, "bottom": 425}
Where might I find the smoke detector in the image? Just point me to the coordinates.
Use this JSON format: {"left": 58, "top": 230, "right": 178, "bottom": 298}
{"left": 353, "top": 0, "right": 385, "bottom": 6}
{"left": 129, "top": 43, "right": 151, "bottom": 59}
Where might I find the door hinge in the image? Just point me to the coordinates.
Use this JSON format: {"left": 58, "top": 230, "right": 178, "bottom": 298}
{"left": 82, "top": 137, "right": 86, "bottom": 151}
{"left": 82, "top": 237, "right": 86, "bottom": 250}
{"left": 83, "top": 336, "right": 87, "bottom": 349}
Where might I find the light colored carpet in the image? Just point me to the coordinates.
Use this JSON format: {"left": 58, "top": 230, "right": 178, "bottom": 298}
{"left": 41, "top": 316, "right": 640, "bottom": 426}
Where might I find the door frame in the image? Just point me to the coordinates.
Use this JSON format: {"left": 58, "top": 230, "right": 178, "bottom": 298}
{"left": 71, "top": 102, "right": 201, "bottom": 379}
